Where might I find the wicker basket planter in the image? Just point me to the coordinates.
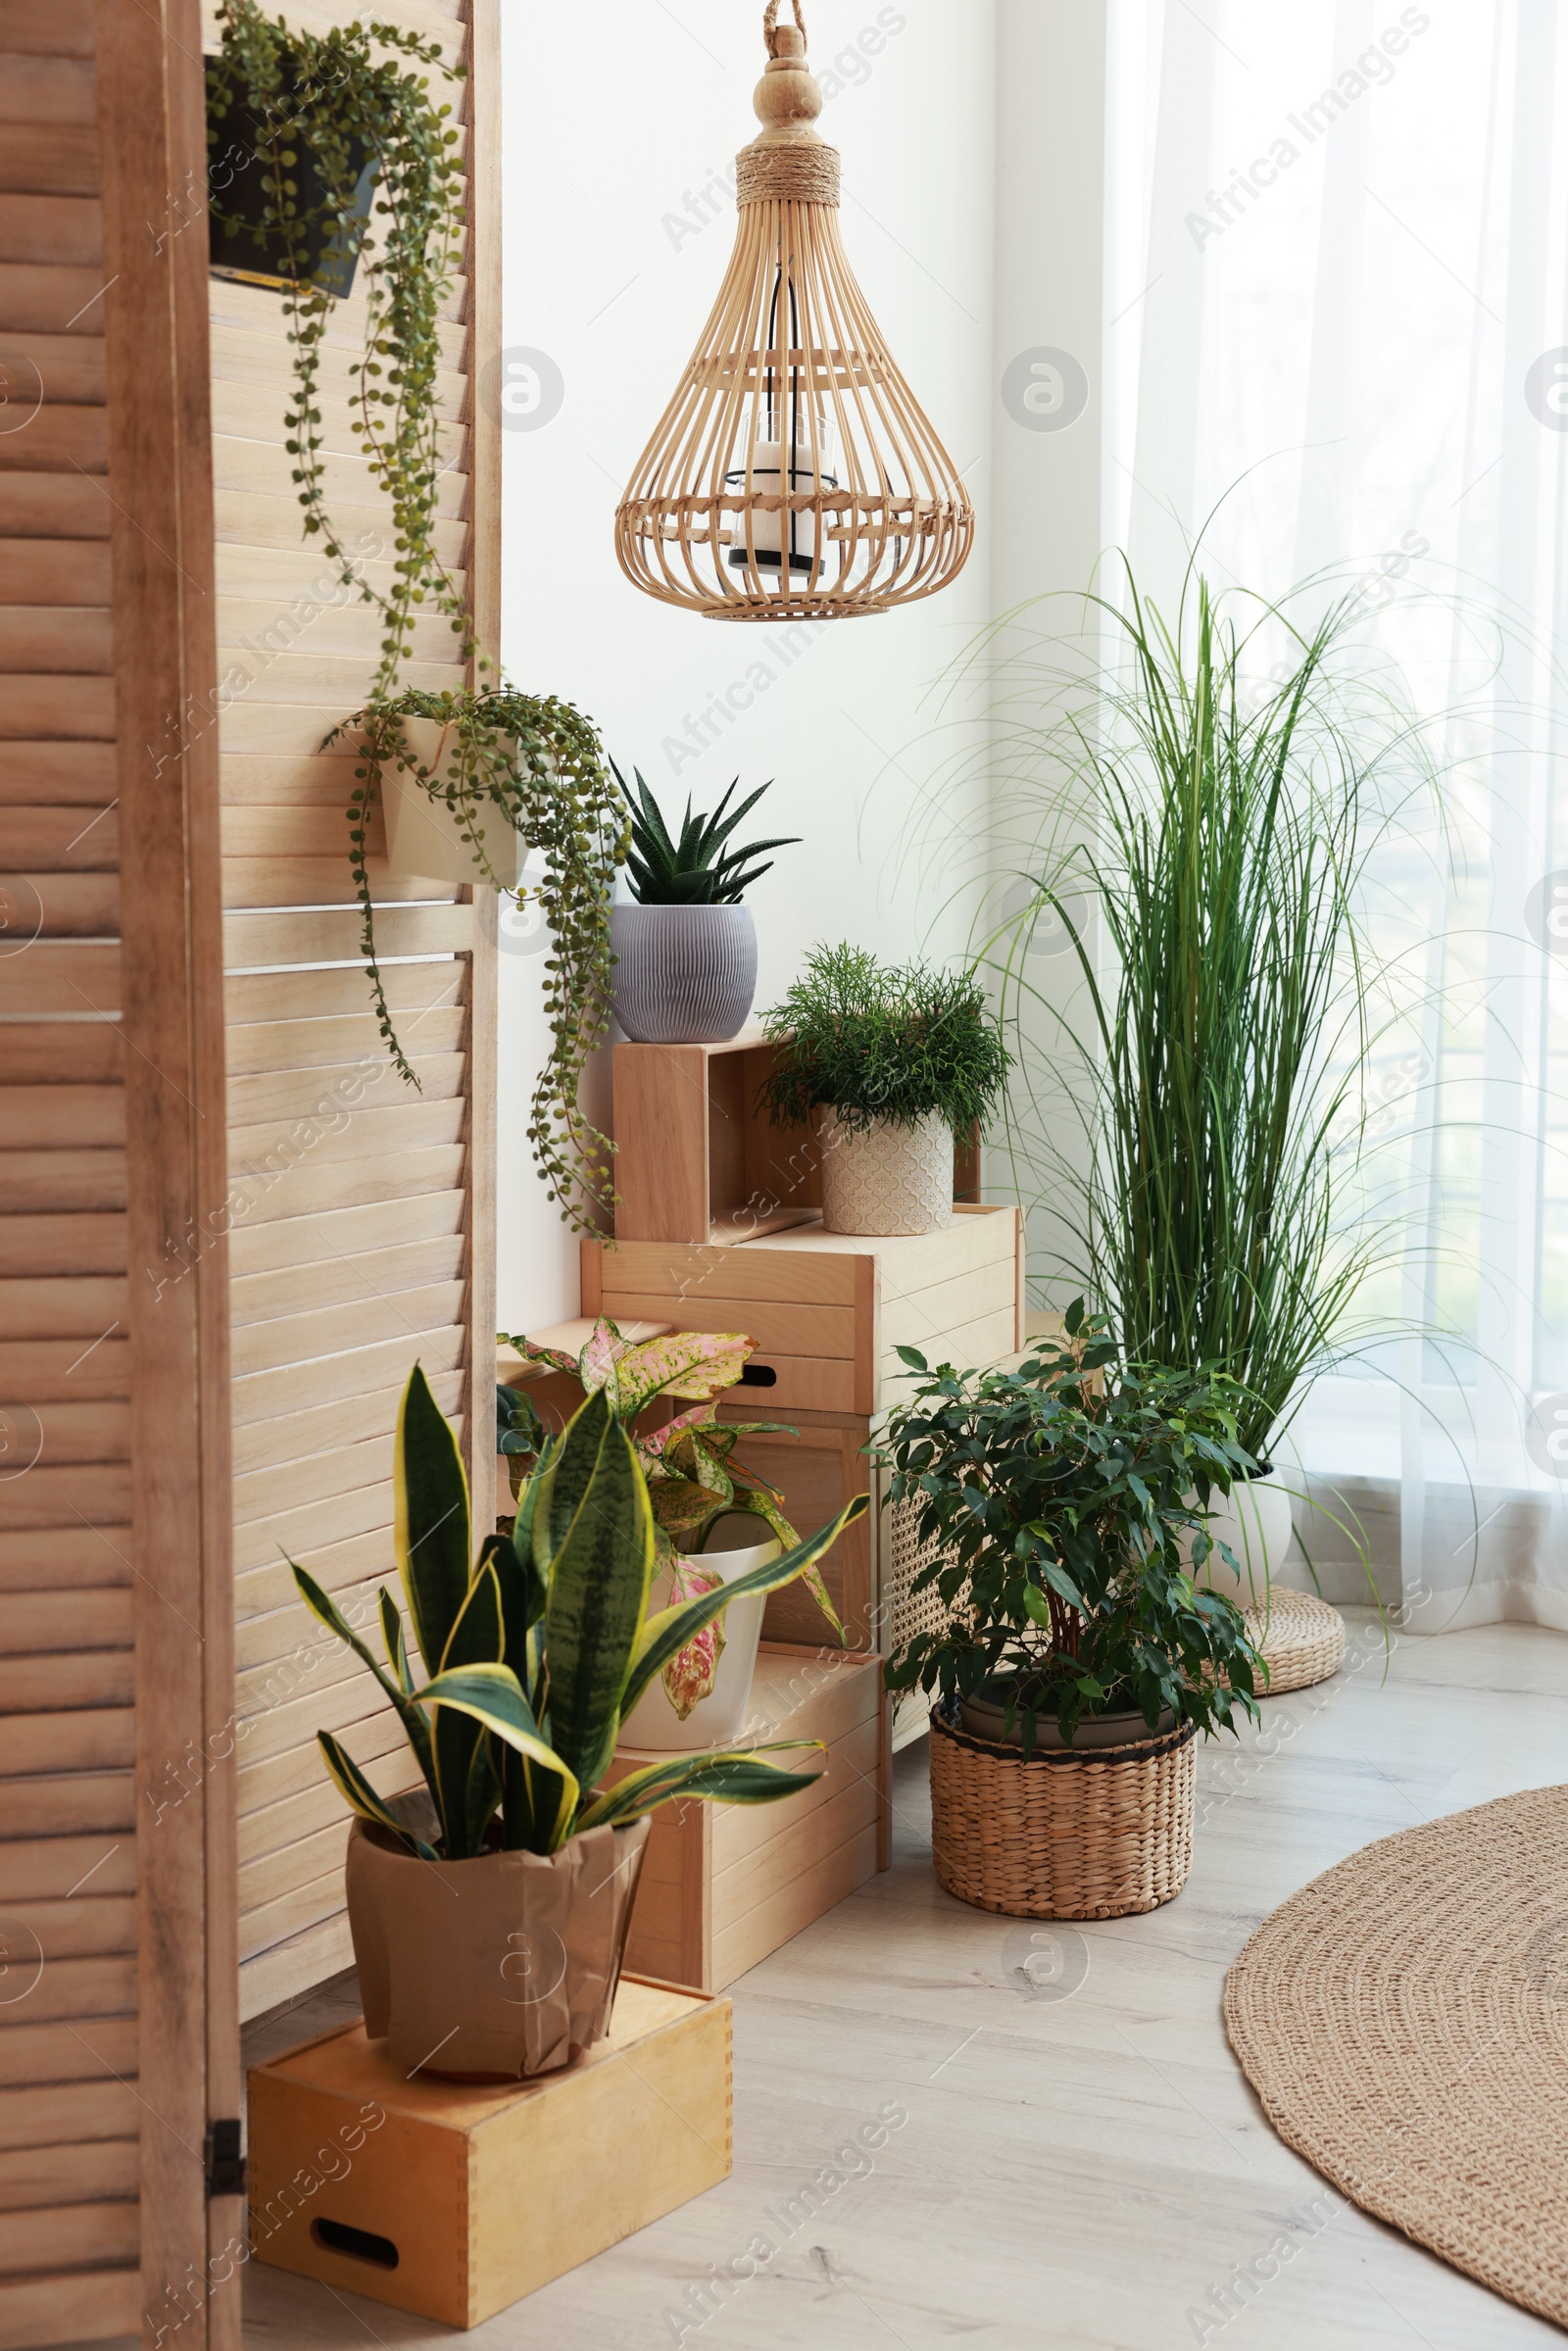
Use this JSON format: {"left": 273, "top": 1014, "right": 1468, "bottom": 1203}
{"left": 927, "top": 1702, "right": 1198, "bottom": 1920}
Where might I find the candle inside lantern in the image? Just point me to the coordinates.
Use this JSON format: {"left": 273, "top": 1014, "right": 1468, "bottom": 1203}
{"left": 728, "top": 426, "right": 834, "bottom": 573}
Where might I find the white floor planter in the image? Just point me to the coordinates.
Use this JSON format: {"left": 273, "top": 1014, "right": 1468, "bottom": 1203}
{"left": 1188, "top": 1474, "right": 1295, "bottom": 1604}
{"left": 819, "top": 1108, "right": 952, "bottom": 1237}
{"left": 616, "top": 1514, "right": 778, "bottom": 1752}
{"left": 381, "top": 713, "right": 528, "bottom": 889}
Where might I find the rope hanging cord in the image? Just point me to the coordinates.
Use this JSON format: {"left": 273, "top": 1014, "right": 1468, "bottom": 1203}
{"left": 764, "top": 0, "right": 808, "bottom": 56}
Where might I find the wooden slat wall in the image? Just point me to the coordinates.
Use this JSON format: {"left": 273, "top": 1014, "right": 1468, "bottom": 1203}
{"left": 204, "top": 0, "right": 501, "bottom": 2021}
{"left": 1, "top": 0, "right": 237, "bottom": 2344}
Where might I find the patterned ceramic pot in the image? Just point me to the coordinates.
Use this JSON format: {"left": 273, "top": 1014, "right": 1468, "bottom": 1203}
{"left": 818, "top": 1108, "right": 952, "bottom": 1236}
{"left": 610, "top": 905, "right": 758, "bottom": 1044}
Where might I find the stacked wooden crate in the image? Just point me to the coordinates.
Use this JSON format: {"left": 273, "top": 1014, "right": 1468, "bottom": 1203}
{"left": 514, "top": 1033, "right": 1024, "bottom": 1988}
{"left": 591, "top": 1029, "right": 1022, "bottom": 1661}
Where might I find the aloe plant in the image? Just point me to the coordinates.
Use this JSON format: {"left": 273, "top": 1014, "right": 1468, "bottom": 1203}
{"left": 612, "top": 761, "right": 798, "bottom": 906}
{"left": 291, "top": 1364, "right": 865, "bottom": 1859}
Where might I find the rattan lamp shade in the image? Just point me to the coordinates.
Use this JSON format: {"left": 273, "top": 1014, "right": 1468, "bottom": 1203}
{"left": 613, "top": 0, "right": 974, "bottom": 622}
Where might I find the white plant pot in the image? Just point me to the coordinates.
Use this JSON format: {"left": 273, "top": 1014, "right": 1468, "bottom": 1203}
{"left": 818, "top": 1107, "right": 952, "bottom": 1237}
{"left": 381, "top": 714, "right": 528, "bottom": 889}
{"left": 616, "top": 1514, "right": 778, "bottom": 1753}
{"left": 1186, "top": 1474, "right": 1295, "bottom": 1605}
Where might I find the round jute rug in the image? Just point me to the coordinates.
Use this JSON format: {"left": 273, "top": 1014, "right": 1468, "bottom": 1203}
{"left": 1225, "top": 1785, "right": 1568, "bottom": 2328}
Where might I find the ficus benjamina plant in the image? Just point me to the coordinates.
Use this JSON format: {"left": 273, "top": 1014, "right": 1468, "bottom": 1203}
{"left": 878, "top": 1302, "right": 1265, "bottom": 1752}
{"left": 291, "top": 1365, "right": 867, "bottom": 1859}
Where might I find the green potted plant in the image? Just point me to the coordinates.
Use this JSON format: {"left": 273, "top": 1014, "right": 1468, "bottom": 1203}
{"left": 335, "top": 686, "right": 629, "bottom": 1234}
{"left": 207, "top": 3, "right": 468, "bottom": 703}
{"left": 879, "top": 1304, "right": 1262, "bottom": 1919}
{"left": 997, "top": 566, "right": 1431, "bottom": 1595}
{"left": 293, "top": 1364, "right": 864, "bottom": 2081}
{"left": 505, "top": 1317, "right": 844, "bottom": 1751}
{"left": 759, "top": 945, "right": 1010, "bottom": 1237}
{"left": 210, "top": 10, "right": 630, "bottom": 1243}
{"left": 609, "top": 764, "right": 798, "bottom": 1044}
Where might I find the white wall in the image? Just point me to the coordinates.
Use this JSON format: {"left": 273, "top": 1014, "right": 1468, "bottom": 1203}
{"left": 985, "top": 1, "right": 1111, "bottom": 1303}
{"left": 496, "top": 0, "right": 1000, "bottom": 1332}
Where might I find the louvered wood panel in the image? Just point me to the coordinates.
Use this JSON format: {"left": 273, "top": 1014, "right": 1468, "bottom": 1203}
{"left": 0, "top": 3, "right": 239, "bottom": 2341}
{"left": 214, "top": 0, "right": 499, "bottom": 2021}
{"left": 0, "top": 29, "right": 146, "bottom": 2340}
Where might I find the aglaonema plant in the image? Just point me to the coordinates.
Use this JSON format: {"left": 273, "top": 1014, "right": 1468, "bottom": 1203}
{"left": 291, "top": 1365, "right": 866, "bottom": 1858}
{"left": 507, "top": 1315, "right": 845, "bottom": 1719}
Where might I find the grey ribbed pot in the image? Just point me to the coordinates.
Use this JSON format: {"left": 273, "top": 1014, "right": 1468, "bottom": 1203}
{"left": 609, "top": 904, "right": 758, "bottom": 1045}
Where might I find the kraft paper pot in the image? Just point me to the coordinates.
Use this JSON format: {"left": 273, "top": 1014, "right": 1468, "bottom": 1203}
{"left": 345, "top": 1794, "right": 651, "bottom": 2082}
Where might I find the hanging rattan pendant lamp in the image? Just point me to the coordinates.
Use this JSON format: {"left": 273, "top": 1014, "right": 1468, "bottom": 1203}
{"left": 613, "top": 0, "right": 974, "bottom": 622}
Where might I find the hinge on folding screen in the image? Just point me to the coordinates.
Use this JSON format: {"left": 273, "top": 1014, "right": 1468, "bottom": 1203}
{"left": 204, "top": 2119, "right": 247, "bottom": 2197}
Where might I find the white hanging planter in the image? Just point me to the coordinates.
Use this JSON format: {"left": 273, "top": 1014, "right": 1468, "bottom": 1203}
{"left": 380, "top": 713, "right": 528, "bottom": 889}
{"left": 617, "top": 1514, "right": 778, "bottom": 1753}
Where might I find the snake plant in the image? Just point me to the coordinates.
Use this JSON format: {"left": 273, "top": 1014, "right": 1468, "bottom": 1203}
{"left": 291, "top": 1365, "right": 865, "bottom": 1859}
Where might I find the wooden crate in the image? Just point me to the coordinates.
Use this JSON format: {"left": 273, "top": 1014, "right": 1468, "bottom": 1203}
{"left": 585, "top": 1202, "right": 1024, "bottom": 1423}
{"left": 612, "top": 1030, "right": 983, "bottom": 1246}
{"left": 609, "top": 1646, "right": 889, "bottom": 1991}
{"left": 705, "top": 1409, "right": 933, "bottom": 1746}
{"left": 584, "top": 1204, "right": 1021, "bottom": 1650}
{"left": 247, "top": 1981, "right": 731, "bottom": 2329}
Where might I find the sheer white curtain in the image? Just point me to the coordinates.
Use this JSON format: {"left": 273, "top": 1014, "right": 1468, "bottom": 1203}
{"left": 1092, "top": 0, "right": 1568, "bottom": 1625}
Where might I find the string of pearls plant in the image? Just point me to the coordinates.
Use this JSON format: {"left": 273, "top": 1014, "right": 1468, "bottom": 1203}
{"left": 210, "top": 4, "right": 629, "bottom": 1233}
{"left": 334, "top": 690, "right": 630, "bottom": 1235}
{"left": 208, "top": 0, "right": 468, "bottom": 691}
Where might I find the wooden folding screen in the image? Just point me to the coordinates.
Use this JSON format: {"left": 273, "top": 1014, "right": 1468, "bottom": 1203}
{"left": 1, "top": 0, "right": 500, "bottom": 2339}
{"left": 202, "top": 0, "right": 500, "bottom": 2024}
{"left": 1, "top": 1, "right": 238, "bottom": 2344}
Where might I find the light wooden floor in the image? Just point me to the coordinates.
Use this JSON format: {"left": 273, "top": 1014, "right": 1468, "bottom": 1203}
{"left": 241, "top": 1614, "right": 1568, "bottom": 2349}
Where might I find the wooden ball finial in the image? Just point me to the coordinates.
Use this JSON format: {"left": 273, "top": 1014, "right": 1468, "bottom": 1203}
{"left": 753, "top": 0, "right": 823, "bottom": 146}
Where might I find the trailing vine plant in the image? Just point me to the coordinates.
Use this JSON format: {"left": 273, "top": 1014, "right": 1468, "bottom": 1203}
{"left": 209, "top": 8, "right": 628, "bottom": 1234}
{"left": 206, "top": 0, "right": 469, "bottom": 696}
{"left": 331, "top": 689, "right": 631, "bottom": 1233}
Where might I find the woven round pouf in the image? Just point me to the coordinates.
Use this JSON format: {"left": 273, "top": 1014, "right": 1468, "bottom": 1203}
{"left": 1226, "top": 1786, "right": 1568, "bottom": 2330}
{"left": 927, "top": 1705, "right": 1197, "bottom": 1919}
{"left": 1244, "top": 1590, "right": 1346, "bottom": 1695}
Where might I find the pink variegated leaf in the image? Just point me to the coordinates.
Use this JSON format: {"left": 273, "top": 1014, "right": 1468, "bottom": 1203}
{"left": 725, "top": 1449, "right": 791, "bottom": 1510}
{"left": 514, "top": 1340, "right": 582, "bottom": 1378}
{"left": 660, "top": 1556, "right": 728, "bottom": 1720}
{"left": 663, "top": 1430, "right": 735, "bottom": 1499}
{"left": 636, "top": 1399, "right": 721, "bottom": 1471}
{"left": 650, "top": 1481, "right": 722, "bottom": 1538}
{"left": 612, "top": 1329, "right": 755, "bottom": 1415}
{"left": 576, "top": 1317, "right": 626, "bottom": 1401}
